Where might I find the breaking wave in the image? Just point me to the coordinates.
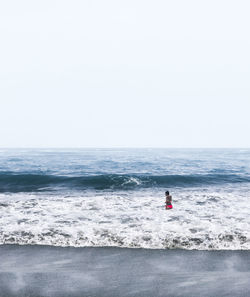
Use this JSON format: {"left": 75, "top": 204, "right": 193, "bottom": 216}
{"left": 0, "top": 172, "right": 250, "bottom": 192}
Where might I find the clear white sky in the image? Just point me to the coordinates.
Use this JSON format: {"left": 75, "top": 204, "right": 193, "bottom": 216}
{"left": 0, "top": 0, "right": 249, "bottom": 148}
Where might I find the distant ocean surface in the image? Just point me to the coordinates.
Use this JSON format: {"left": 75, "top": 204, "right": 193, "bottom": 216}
{"left": 0, "top": 148, "right": 250, "bottom": 250}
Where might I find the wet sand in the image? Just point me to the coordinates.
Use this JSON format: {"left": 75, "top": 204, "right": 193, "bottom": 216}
{"left": 0, "top": 245, "right": 250, "bottom": 297}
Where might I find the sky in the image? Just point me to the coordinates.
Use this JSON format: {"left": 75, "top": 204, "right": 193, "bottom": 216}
{"left": 0, "top": 0, "right": 249, "bottom": 148}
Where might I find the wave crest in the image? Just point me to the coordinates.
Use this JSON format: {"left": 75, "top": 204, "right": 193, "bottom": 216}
{"left": 0, "top": 172, "right": 249, "bottom": 192}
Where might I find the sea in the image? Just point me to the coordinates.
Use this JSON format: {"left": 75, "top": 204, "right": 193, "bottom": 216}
{"left": 0, "top": 148, "right": 249, "bottom": 250}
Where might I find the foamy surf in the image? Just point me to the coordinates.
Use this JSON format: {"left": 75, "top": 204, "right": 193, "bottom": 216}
{"left": 0, "top": 188, "right": 249, "bottom": 250}
{"left": 1, "top": 148, "right": 250, "bottom": 250}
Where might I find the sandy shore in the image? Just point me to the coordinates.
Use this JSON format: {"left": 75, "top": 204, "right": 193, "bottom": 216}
{"left": 0, "top": 245, "right": 250, "bottom": 297}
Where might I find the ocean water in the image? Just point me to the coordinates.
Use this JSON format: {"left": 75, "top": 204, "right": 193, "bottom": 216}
{"left": 0, "top": 148, "right": 250, "bottom": 250}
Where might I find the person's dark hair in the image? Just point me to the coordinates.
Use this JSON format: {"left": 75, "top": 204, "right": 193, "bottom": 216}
{"left": 165, "top": 191, "right": 169, "bottom": 195}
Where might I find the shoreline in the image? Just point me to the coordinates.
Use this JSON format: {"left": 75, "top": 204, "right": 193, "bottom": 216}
{"left": 1, "top": 243, "right": 250, "bottom": 251}
{"left": 1, "top": 244, "right": 250, "bottom": 297}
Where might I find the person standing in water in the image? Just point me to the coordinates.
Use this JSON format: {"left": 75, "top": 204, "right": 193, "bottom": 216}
{"left": 165, "top": 191, "right": 173, "bottom": 209}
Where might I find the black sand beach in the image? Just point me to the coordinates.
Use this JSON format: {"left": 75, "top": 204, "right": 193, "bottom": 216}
{"left": 0, "top": 245, "right": 250, "bottom": 297}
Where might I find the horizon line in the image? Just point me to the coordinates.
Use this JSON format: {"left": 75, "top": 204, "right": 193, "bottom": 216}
{"left": 0, "top": 147, "right": 249, "bottom": 150}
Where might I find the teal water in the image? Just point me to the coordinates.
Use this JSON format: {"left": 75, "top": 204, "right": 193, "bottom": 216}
{"left": 0, "top": 149, "right": 249, "bottom": 249}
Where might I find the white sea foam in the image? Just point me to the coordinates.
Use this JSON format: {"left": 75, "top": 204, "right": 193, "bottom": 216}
{"left": 0, "top": 188, "right": 249, "bottom": 250}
